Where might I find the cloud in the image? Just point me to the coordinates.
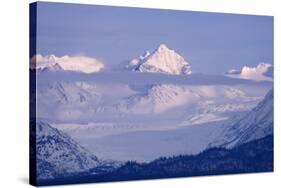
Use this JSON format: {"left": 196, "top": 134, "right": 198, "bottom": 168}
{"left": 226, "top": 63, "right": 273, "bottom": 81}
{"left": 30, "top": 54, "right": 104, "bottom": 73}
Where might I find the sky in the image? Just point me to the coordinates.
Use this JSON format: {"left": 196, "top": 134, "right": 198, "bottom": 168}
{"left": 35, "top": 2, "right": 273, "bottom": 74}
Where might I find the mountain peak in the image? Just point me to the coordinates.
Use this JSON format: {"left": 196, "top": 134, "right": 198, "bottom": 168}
{"left": 126, "top": 44, "right": 192, "bottom": 75}
{"left": 157, "top": 43, "right": 169, "bottom": 51}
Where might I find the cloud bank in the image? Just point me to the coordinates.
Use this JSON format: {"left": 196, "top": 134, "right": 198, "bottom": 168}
{"left": 30, "top": 54, "right": 104, "bottom": 73}
{"left": 226, "top": 63, "right": 273, "bottom": 81}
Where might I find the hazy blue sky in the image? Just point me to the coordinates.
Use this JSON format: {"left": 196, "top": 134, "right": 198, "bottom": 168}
{"left": 36, "top": 2, "right": 273, "bottom": 74}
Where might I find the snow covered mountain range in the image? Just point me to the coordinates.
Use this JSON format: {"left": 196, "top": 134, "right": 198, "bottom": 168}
{"left": 209, "top": 88, "right": 273, "bottom": 148}
{"left": 116, "top": 84, "right": 260, "bottom": 115}
{"left": 34, "top": 87, "right": 273, "bottom": 165}
{"left": 35, "top": 78, "right": 267, "bottom": 124}
{"left": 126, "top": 44, "right": 192, "bottom": 75}
{"left": 46, "top": 83, "right": 271, "bottom": 161}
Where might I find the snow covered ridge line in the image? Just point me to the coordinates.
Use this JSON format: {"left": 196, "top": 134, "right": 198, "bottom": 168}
{"left": 126, "top": 44, "right": 192, "bottom": 75}
{"left": 209, "top": 88, "right": 273, "bottom": 149}
{"left": 226, "top": 63, "right": 273, "bottom": 81}
{"left": 35, "top": 120, "right": 123, "bottom": 180}
{"left": 35, "top": 121, "right": 100, "bottom": 179}
{"left": 30, "top": 54, "right": 104, "bottom": 73}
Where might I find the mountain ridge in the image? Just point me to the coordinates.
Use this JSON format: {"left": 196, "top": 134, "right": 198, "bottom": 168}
{"left": 209, "top": 88, "right": 273, "bottom": 149}
{"left": 35, "top": 121, "right": 100, "bottom": 180}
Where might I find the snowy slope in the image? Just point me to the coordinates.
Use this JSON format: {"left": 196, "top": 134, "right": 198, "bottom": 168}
{"left": 226, "top": 63, "right": 273, "bottom": 81}
{"left": 35, "top": 121, "right": 99, "bottom": 179}
{"left": 209, "top": 88, "right": 273, "bottom": 149}
{"left": 126, "top": 44, "right": 192, "bottom": 75}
